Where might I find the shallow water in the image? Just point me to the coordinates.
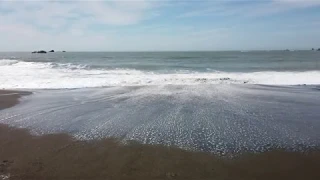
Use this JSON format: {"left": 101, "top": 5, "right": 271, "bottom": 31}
{"left": 1, "top": 85, "right": 319, "bottom": 154}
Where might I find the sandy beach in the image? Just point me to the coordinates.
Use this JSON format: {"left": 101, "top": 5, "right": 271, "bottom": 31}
{"left": 1, "top": 0, "right": 320, "bottom": 179}
{"left": 0, "top": 89, "right": 320, "bottom": 180}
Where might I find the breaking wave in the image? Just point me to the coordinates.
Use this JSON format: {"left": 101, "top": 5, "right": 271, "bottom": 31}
{"left": 1, "top": 59, "right": 320, "bottom": 89}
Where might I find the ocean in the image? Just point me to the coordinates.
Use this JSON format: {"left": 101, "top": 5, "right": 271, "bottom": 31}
{"left": 0, "top": 51, "right": 320, "bottom": 88}
{"left": 1, "top": 51, "right": 320, "bottom": 154}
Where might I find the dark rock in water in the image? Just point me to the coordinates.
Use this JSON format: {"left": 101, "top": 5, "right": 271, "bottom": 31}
{"left": 32, "top": 50, "right": 47, "bottom": 54}
{"left": 62, "top": 51, "right": 66, "bottom": 52}
{"left": 285, "top": 49, "right": 290, "bottom": 51}
{"left": 49, "top": 50, "right": 54, "bottom": 52}
{"left": 312, "top": 48, "right": 314, "bottom": 51}
{"left": 220, "top": 78, "right": 230, "bottom": 81}
{"left": 317, "top": 48, "right": 320, "bottom": 51}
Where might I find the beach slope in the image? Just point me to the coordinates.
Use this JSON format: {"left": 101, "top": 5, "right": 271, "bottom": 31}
{"left": 0, "top": 90, "right": 320, "bottom": 180}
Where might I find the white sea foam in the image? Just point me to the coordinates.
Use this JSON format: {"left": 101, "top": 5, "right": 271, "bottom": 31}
{"left": 1, "top": 59, "right": 320, "bottom": 89}
{"left": 0, "top": 59, "right": 19, "bottom": 66}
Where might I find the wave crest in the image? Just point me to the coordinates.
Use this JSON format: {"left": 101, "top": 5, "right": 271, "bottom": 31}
{"left": 0, "top": 59, "right": 20, "bottom": 66}
{"left": 1, "top": 59, "right": 320, "bottom": 89}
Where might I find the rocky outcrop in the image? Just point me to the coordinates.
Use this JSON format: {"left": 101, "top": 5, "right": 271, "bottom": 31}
{"left": 32, "top": 50, "right": 47, "bottom": 54}
{"left": 317, "top": 48, "right": 320, "bottom": 51}
{"left": 49, "top": 50, "right": 54, "bottom": 52}
{"left": 62, "top": 51, "right": 66, "bottom": 52}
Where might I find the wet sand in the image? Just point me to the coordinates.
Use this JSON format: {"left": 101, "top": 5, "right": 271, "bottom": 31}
{"left": 0, "top": 90, "right": 31, "bottom": 110}
{"left": 1, "top": 90, "right": 320, "bottom": 180}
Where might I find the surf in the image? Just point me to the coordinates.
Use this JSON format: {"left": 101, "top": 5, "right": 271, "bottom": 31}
{"left": 1, "top": 59, "right": 320, "bottom": 89}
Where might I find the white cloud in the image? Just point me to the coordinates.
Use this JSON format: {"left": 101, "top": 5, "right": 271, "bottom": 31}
{"left": 0, "top": 0, "right": 319, "bottom": 51}
{"left": 0, "top": 0, "right": 156, "bottom": 28}
{"left": 0, "top": 0, "right": 161, "bottom": 51}
{"left": 177, "top": 0, "right": 320, "bottom": 18}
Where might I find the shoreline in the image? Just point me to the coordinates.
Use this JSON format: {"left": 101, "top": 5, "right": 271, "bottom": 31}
{"left": 1, "top": 90, "right": 320, "bottom": 179}
{"left": 0, "top": 90, "right": 31, "bottom": 110}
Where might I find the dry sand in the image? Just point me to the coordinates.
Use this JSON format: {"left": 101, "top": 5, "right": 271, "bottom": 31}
{"left": 0, "top": 90, "right": 320, "bottom": 180}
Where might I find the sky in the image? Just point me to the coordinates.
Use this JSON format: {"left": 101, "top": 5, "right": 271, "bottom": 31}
{"left": 0, "top": 0, "right": 320, "bottom": 51}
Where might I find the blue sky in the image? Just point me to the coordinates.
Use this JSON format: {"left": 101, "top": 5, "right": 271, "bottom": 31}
{"left": 0, "top": 0, "right": 320, "bottom": 51}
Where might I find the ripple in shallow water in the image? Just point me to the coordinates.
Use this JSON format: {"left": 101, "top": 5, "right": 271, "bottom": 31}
{"left": 1, "top": 85, "right": 320, "bottom": 154}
